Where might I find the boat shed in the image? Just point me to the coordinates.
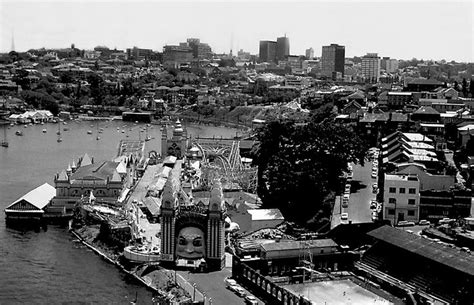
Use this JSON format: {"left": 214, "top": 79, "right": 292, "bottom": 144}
{"left": 4, "top": 183, "right": 56, "bottom": 220}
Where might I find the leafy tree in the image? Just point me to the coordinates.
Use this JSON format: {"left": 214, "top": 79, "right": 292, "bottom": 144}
{"left": 87, "top": 74, "right": 105, "bottom": 105}
{"left": 252, "top": 115, "right": 367, "bottom": 225}
{"left": 462, "top": 78, "right": 468, "bottom": 97}
{"left": 470, "top": 79, "right": 474, "bottom": 97}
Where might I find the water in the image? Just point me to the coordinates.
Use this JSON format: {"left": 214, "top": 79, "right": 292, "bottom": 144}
{"left": 0, "top": 120, "right": 240, "bottom": 304}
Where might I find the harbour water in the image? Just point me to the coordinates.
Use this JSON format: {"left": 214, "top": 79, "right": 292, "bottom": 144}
{"left": 0, "top": 120, "right": 241, "bottom": 304}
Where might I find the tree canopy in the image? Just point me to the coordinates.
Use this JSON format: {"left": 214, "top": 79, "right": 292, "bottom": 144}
{"left": 252, "top": 113, "right": 367, "bottom": 226}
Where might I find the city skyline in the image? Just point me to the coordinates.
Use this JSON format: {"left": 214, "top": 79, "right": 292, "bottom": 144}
{"left": 0, "top": 0, "right": 473, "bottom": 62}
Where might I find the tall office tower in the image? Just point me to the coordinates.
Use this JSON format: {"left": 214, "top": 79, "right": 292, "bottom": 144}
{"left": 385, "top": 58, "right": 399, "bottom": 73}
{"left": 276, "top": 36, "right": 290, "bottom": 61}
{"left": 321, "top": 44, "right": 345, "bottom": 79}
{"left": 361, "top": 53, "right": 381, "bottom": 83}
{"left": 259, "top": 40, "right": 277, "bottom": 63}
{"left": 305, "top": 47, "right": 314, "bottom": 59}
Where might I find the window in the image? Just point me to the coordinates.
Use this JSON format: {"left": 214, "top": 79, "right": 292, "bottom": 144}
{"left": 388, "top": 209, "right": 395, "bottom": 215}
{"left": 389, "top": 198, "right": 396, "bottom": 204}
{"left": 399, "top": 188, "right": 405, "bottom": 194}
{"left": 408, "top": 199, "right": 416, "bottom": 205}
{"left": 389, "top": 187, "right": 396, "bottom": 193}
{"left": 409, "top": 188, "right": 416, "bottom": 194}
{"left": 408, "top": 210, "right": 415, "bottom": 216}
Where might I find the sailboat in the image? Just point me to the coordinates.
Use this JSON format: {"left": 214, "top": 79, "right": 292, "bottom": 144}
{"left": 1, "top": 127, "right": 8, "bottom": 147}
{"left": 57, "top": 123, "right": 62, "bottom": 142}
{"left": 145, "top": 125, "right": 151, "bottom": 141}
{"left": 96, "top": 121, "right": 100, "bottom": 140}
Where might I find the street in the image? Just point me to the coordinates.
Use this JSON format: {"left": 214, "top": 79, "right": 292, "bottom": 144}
{"left": 177, "top": 254, "right": 264, "bottom": 305}
{"left": 345, "top": 161, "right": 376, "bottom": 224}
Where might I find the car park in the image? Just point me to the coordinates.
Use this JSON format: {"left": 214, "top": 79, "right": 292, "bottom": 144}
{"left": 341, "top": 213, "right": 348, "bottom": 220}
{"left": 245, "top": 295, "right": 258, "bottom": 305}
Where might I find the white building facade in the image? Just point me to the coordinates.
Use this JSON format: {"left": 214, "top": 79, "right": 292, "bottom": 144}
{"left": 383, "top": 174, "right": 421, "bottom": 225}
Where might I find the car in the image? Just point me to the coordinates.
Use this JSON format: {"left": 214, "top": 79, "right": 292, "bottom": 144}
{"left": 341, "top": 213, "right": 348, "bottom": 220}
{"left": 346, "top": 172, "right": 353, "bottom": 180}
{"left": 371, "top": 172, "right": 377, "bottom": 178}
{"left": 461, "top": 247, "right": 471, "bottom": 253}
{"left": 372, "top": 183, "right": 378, "bottom": 193}
{"left": 342, "top": 199, "right": 349, "bottom": 208}
{"left": 224, "top": 277, "right": 237, "bottom": 288}
{"left": 234, "top": 286, "right": 246, "bottom": 297}
{"left": 418, "top": 219, "right": 431, "bottom": 226}
{"left": 245, "top": 295, "right": 258, "bottom": 305}
{"left": 397, "top": 221, "right": 415, "bottom": 227}
{"left": 229, "top": 284, "right": 243, "bottom": 294}
{"left": 370, "top": 201, "right": 377, "bottom": 209}
{"left": 345, "top": 184, "right": 351, "bottom": 194}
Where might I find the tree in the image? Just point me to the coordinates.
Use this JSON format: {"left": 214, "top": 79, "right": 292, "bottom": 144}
{"left": 470, "top": 79, "right": 474, "bottom": 97}
{"left": 252, "top": 115, "right": 367, "bottom": 225}
{"left": 462, "top": 78, "right": 468, "bottom": 97}
{"left": 87, "top": 74, "right": 105, "bottom": 105}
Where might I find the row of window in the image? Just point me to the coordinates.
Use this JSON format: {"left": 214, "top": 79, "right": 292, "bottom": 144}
{"left": 388, "top": 198, "right": 417, "bottom": 205}
{"left": 387, "top": 209, "right": 416, "bottom": 216}
{"left": 388, "top": 187, "right": 416, "bottom": 194}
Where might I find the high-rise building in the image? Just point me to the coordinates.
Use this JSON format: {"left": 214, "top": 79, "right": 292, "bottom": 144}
{"left": 321, "top": 44, "right": 345, "bottom": 79}
{"left": 276, "top": 36, "right": 290, "bottom": 61}
{"left": 385, "top": 58, "right": 399, "bottom": 73}
{"left": 259, "top": 40, "right": 277, "bottom": 63}
{"left": 361, "top": 53, "right": 381, "bottom": 83}
{"left": 186, "top": 38, "right": 213, "bottom": 60}
{"left": 305, "top": 48, "right": 314, "bottom": 59}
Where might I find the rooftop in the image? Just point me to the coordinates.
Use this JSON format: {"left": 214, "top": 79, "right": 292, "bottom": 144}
{"left": 247, "top": 208, "right": 284, "bottom": 221}
{"left": 5, "top": 183, "right": 56, "bottom": 211}
{"left": 261, "top": 239, "right": 338, "bottom": 252}
{"left": 368, "top": 226, "right": 474, "bottom": 277}
{"left": 71, "top": 161, "right": 120, "bottom": 182}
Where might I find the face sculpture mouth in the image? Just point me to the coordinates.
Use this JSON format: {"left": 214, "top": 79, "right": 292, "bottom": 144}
{"left": 176, "top": 226, "right": 205, "bottom": 259}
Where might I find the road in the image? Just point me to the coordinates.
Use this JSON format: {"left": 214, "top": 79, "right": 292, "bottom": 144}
{"left": 177, "top": 254, "right": 264, "bottom": 305}
{"left": 346, "top": 160, "right": 377, "bottom": 224}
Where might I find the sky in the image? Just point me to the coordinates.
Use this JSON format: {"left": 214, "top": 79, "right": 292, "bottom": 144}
{"left": 0, "top": 0, "right": 473, "bottom": 62}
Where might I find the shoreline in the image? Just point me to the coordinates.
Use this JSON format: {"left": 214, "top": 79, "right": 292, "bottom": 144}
{"left": 70, "top": 228, "right": 170, "bottom": 299}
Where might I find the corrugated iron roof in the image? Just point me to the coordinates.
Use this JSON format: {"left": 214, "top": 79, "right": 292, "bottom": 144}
{"left": 368, "top": 226, "right": 474, "bottom": 277}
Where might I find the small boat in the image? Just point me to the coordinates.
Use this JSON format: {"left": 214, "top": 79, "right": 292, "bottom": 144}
{"left": 145, "top": 136, "right": 151, "bottom": 142}
{"left": 24, "top": 125, "right": 28, "bottom": 128}
{"left": 87, "top": 130, "right": 92, "bottom": 134}
{"left": 63, "top": 122, "right": 67, "bottom": 125}
{"left": 121, "top": 130, "right": 125, "bottom": 133}
{"left": 42, "top": 129, "right": 47, "bottom": 133}
{"left": 41, "top": 122, "right": 44, "bottom": 125}
{"left": 96, "top": 136, "right": 100, "bottom": 140}
{"left": 15, "top": 130, "right": 23, "bottom": 136}
{"left": 57, "top": 124, "right": 62, "bottom": 142}
{"left": 2, "top": 128, "right": 8, "bottom": 147}
{"left": 63, "top": 127, "right": 69, "bottom": 131}
{"left": 10, "top": 123, "right": 14, "bottom": 126}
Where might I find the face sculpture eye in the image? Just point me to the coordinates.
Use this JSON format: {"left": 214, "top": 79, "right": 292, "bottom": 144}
{"left": 176, "top": 227, "right": 205, "bottom": 259}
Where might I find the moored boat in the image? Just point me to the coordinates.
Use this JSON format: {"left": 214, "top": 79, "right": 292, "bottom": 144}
{"left": 15, "top": 130, "right": 23, "bottom": 136}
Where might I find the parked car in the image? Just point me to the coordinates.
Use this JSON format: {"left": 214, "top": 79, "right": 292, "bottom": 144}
{"left": 370, "top": 200, "right": 377, "bottom": 209}
{"left": 341, "top": 213, "right": 348, "bottom": 220}
{"left": 397, "top": 221, "right": 415, "bottom": 227}
{"left": 371, "top": 172, "right": 377, "bottom": 178}
{"left": 461, "top": 247, "right": 471, "bottom": 253}
{"left": 345, "top": 184, "right": 351, "bottom": 194}
{"left": 245, "top": 295, "right": 259, "bottom": 305}
{"left": 234, "top": 286, "right": 246, "bottom": 297}
{"left": 418, "top": 219, "right": 430, "bottom": 226}
{"left": 224, "top": 277, "right": 237, "bottom": 288}
{"left": 372, "top": 183, "right": 378, "bottom": 193}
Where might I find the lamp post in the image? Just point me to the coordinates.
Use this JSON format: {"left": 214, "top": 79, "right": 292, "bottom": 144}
{"left": 193, "top": 283, "right": 196, "bottom": 301}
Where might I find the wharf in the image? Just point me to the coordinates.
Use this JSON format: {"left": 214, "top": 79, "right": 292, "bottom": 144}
{"left": 126, "top": 163, "right": 161, "bottom": 249}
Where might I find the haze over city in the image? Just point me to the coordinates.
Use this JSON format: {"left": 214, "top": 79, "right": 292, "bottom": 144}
{"left": 1, "top": 0, "right": 473, "bottom": 62}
